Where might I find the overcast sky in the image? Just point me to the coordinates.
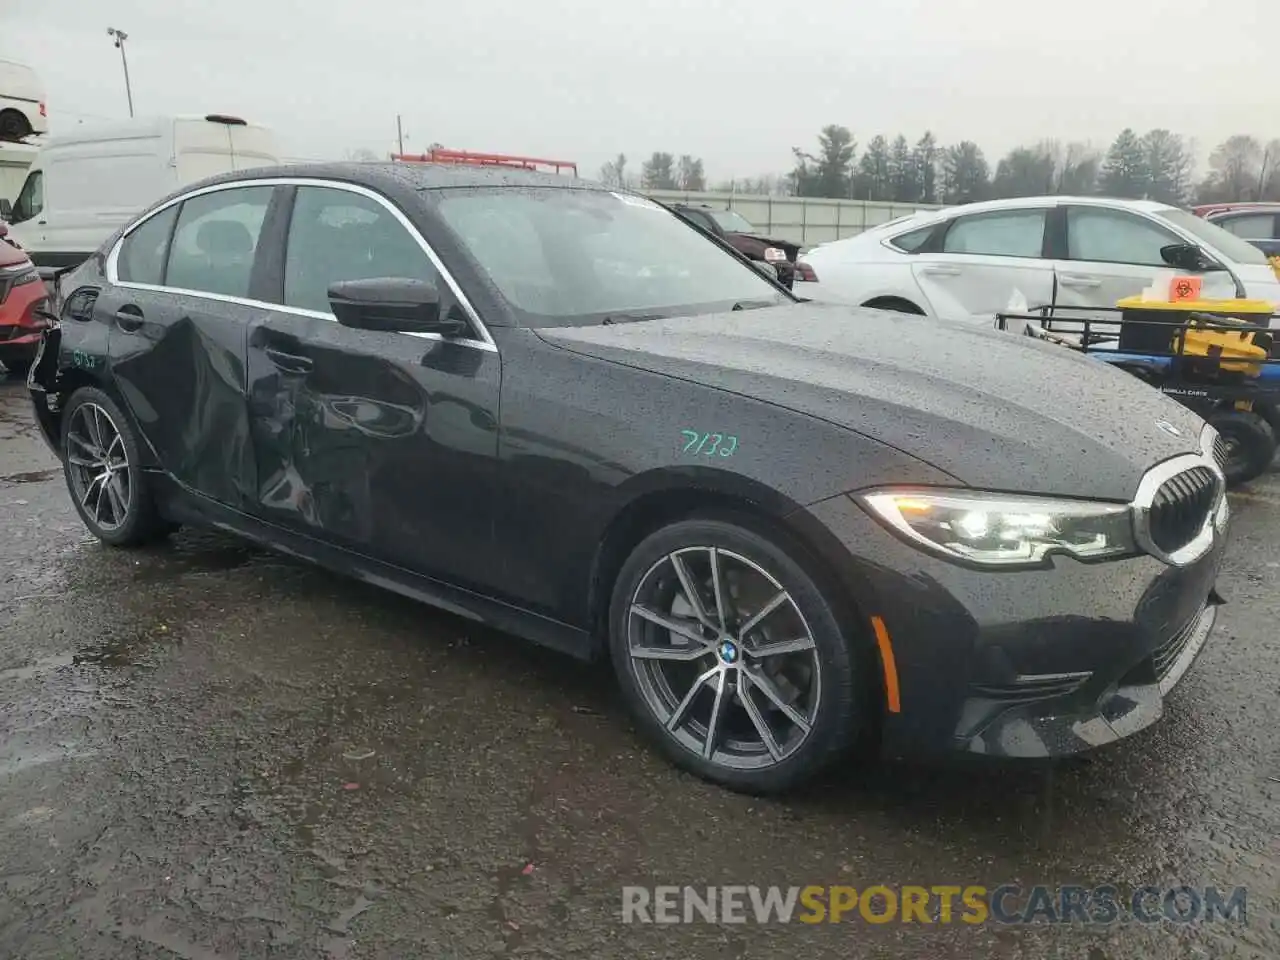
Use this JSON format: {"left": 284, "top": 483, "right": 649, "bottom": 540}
{"left": 4, "top": 0, "right": 1277, "bottom": 181}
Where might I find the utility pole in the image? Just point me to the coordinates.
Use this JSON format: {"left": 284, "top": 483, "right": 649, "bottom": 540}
{"left": 396, "top": 115, "right": 404, "bottom": 155}
{"left": 107, "top": 27, "right": 134, "bottom": 118}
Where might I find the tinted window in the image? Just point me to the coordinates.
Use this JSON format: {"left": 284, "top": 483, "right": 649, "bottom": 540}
{"left": 10, "top": 170, "right": 42, "bottom": 224}
{"left": 677, "top": 208, "right": 717, "bottom": 232}
{"left": 1066, "top": 207, "right": 1179, "bottom": 266}
{"left": 709, "top": 209, "right": 756, "bottom": 233}
{"left": 433, "top": 188, "right": 786, "bottom": 327}
{"left": 888, "top": 224, "right": 935, "bottom": 252}
{"left": 284, "top": 186, "right": 440, "bottom": 314}
{"left": 1214, "top": 213, "right": 1276, "bottom": 239}
{"left": 165, "top": 186, "right": 273, "bottom": 298}
{"left": 117, "top": 205, "right": 179, "bottom": 285}
{"left": 942, "top": 210, "right": 1045, "bottom": 257}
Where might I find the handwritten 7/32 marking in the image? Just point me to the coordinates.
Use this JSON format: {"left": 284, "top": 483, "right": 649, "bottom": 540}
{"left": 680, "top": 430, "right": 738, "bottom": 458}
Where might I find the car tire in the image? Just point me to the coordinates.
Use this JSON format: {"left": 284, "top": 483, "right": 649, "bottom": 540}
{"left": 1210, "top": 408, "right": 1277, "bottom": 486}
{"left": 607, "top": 514, "right": 868, "bottom": 794}
{"left": 60, "top": 387, "right": 174, "bottom": 547}
{"left": 0, "top": 109, "right": 32, "bottom": 142}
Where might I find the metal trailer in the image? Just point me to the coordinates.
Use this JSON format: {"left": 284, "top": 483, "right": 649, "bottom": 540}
{"left": 995, "top": 304, "right": 1280, "bottom": 486}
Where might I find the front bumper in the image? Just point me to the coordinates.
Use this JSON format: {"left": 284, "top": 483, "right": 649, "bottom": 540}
{"left": 803, "top": 494, "right": 1227, "bottom": 759}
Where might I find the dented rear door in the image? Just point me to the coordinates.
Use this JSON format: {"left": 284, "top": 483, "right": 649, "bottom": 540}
{"left": 107, "top": 183, "right": 281, "bottom": 509}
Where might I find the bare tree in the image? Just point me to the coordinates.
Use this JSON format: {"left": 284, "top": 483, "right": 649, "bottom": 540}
{"left": 598, "top": 153, "right": 629, "bottom": 189}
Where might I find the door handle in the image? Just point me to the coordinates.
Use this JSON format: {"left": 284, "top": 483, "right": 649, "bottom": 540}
{"left": 919, "top": 265, "right": 962, "bottom": 277}
{"left": 264, "top": 346, "right": 314, "bottom": 374}
{"left": 1059, "top": 274, "right": 1102, "bottom": 289}
{"left": 114, "top": 304, "right": 145, "bottom": 332}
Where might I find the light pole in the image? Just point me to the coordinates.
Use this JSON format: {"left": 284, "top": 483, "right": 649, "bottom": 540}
{"left": 106, "top": 27, "right": 134, "bottom": 118}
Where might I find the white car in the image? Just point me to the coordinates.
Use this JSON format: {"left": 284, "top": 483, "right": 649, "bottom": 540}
{"left": 796, "top": 196, "right": 1280, "bottom": 326}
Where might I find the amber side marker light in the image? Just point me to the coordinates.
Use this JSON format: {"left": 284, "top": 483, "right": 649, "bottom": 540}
{"left": 870, "top": 615, "right": 901, "bottom": 714}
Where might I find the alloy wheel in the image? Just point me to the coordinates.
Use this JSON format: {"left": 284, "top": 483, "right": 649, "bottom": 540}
{"left": 625, "top": 546, "right": 821, "bottom": 770}
{"left": 65, "top": 402, "right": 132, "bottom": 532}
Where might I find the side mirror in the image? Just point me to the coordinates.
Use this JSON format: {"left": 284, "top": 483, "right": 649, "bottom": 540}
{"left": 1160, "top": 243, "right": 1219, "bottom": 272}
{"left": 327, "top": 277, "right": 466, "bottom": 336}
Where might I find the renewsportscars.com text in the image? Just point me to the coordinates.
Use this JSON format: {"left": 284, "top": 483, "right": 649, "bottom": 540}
{"left": 620, "top": 884, "right": 1248, "bottom": 926}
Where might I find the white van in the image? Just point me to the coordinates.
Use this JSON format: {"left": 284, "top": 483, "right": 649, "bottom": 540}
{"left": 0, "top": 60, "right": 48, "bottom": 141}
{"left": 6, "top": 114, "right": 280, "bottom": 271}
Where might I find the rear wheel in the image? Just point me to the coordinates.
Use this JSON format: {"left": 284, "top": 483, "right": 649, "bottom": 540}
{"left": 60, "top": 387, "right": 175, "bottom": 546}
{"left": 0, "top": 109, "right": 32, "bottom": 142}
{"left": 608, "top": 516, "right": 868, "bottom": 794}
{"left": 1210, "top": 409, "right": 1277, "bottom": 486}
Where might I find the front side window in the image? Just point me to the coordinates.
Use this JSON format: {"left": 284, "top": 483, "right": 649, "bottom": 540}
{"left": 432, "top": 188, "right": 788, "bottom": 327}
{"left": 941, "top": 210, "right": 1046, "bottom": 258}
{"left": 165, "top": 186, "right": 273, "bottom": 298}
{"left": 10, "top": 171, "right": 42, "bottom": 224}
{"left": 117, "top": 205, "right": 179, "bottom": 285}
{"left": 1212, "top": 212, "right": 1276, "bottom": 239}
{"left": 283, "top": 186, "right": 442, "bottom": 314}
{"left": 1066, "top": 207, "right": 1181, "bottom": 267}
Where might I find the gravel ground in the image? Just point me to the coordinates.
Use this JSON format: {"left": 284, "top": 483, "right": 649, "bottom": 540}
{"left": 0, "top": 374, "right": 1277, "bottom": 959}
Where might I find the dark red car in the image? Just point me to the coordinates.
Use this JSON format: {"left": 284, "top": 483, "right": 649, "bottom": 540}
{"left": 0, "top": 223, "right": 49, "bottom": 376}
{"left": 669, "top": 203, "right": 813, "bottom": 288}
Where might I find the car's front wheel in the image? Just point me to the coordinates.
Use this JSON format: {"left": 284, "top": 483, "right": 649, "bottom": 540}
{"left": 608, "top": 515, "right": 868, "bottom": 794}
{"left": 60, "top": 387, "right": 174, "bottom": 547}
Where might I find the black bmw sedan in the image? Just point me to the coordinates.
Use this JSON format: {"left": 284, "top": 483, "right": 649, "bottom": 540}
{"left": 28, "top": 162, "right": 1229, "bottom": 793}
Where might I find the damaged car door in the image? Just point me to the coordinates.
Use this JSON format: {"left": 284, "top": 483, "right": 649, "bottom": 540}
{"left": 106, "top": 183, "right": 279, "bottom": 508}
{"left": 244, "top": 182, "right": 502, "bottom": 589}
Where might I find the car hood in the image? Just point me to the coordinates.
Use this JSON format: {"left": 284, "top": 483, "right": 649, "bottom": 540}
{"left": 538, "top": 303, "right": 1206, "bottom": 501}
{"left": 0, "top": 238, "right": 31, "bottom": 269}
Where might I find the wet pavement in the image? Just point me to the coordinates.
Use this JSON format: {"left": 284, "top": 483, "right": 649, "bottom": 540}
{"left": 0, "top": 374, "right": 1277, "bottom": 960}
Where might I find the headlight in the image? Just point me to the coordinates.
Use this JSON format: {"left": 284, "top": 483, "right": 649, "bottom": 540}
{"left": 763, "top": 247, "right": 787, "bottom": 263}
{"left": 860, "top": 489, "right": 1137, "bottom": 567}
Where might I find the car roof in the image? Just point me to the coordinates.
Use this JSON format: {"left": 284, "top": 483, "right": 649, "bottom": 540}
{"left": 929, "top": 195, "right": 1177, "bottom": 216}
{"left": 869, "top": 195, "right": 1185, "bottom": 237}
{"left": 179, "top": 160, "right": 606, "bottom": 195}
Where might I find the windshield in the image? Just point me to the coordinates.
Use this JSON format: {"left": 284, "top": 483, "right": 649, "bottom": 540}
{"left": 709, "top": 209, "right": 757, "bottom": 233}
{"left": 1158, "top": 207, "right": 1272, "bottom": 266}
{"left": 432, "top": 188, "right": 789, "bottom": 327}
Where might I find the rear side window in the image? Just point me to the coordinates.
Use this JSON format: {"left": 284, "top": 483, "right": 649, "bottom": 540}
{"left": 1213, "top": 213, "right": 1276, "bottom": 239}
{"left": 283, "top": 186, "right": 440, "bottom": 314}
{"left": 117, "top": 205, "right": 179, "bottom": 285}
{"left": 164, "top": 186, "right": 273, "bottom": 298}
{"left": 887, "top": 224, "right": 935, "bottom": 252}
{"left": 1066, "top": 207, "right": 1179, "bottom": 266}
{"left": 941, "top": 210, "right": 1046, "bottom": 258}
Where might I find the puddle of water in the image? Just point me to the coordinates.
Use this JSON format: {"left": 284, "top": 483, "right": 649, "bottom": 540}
{"left": 1, "top": 469, "right": 58, "bottom": 484}
{"left": 0, "top": 652, "right": 75, "bottom": 682}
{"left": 0, "top": 746, "right": 98, "bottom": 777}
{"left": 74, "top": 626, "right": 177, "bottom": 668}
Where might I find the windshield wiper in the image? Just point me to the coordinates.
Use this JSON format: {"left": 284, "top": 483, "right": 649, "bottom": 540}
{"left": 731, "top": 299, "right": 778, "bottom": 311}
{"left": 601, "top": 313, "right": 666, "bottom": 325}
